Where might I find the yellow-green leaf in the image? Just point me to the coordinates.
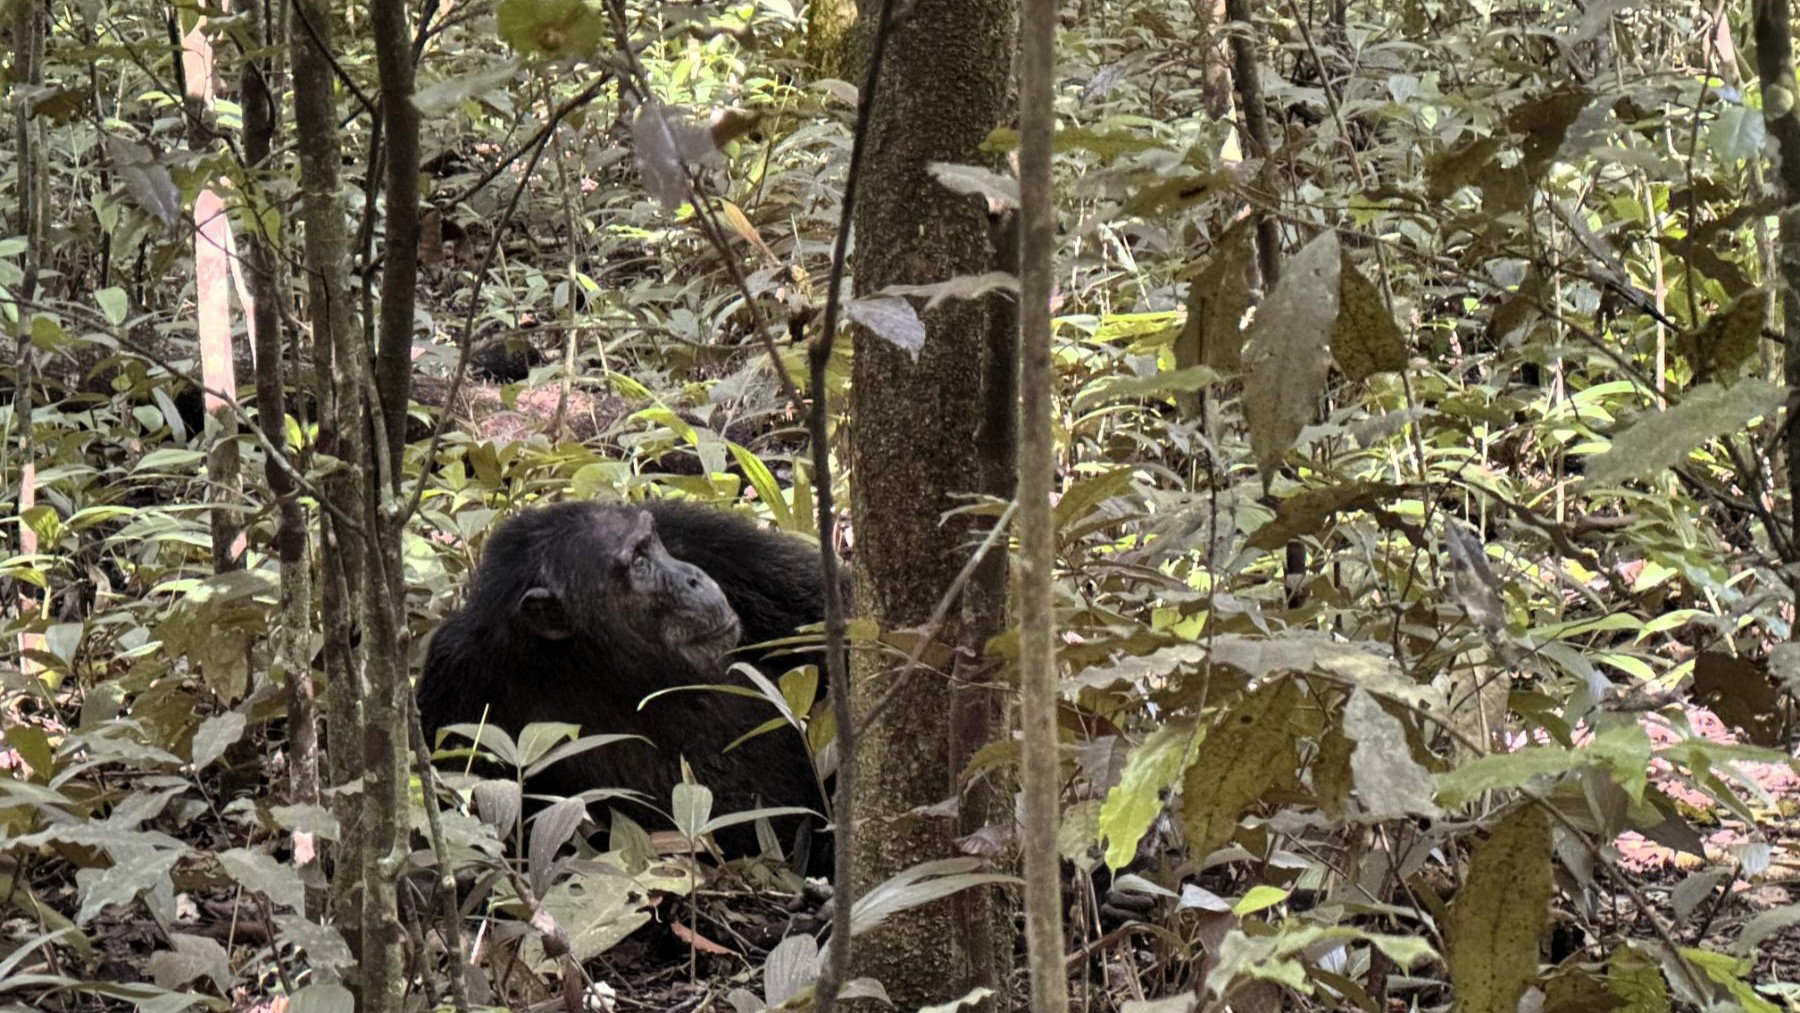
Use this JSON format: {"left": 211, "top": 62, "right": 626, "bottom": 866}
{"left": 1448, "top": 804, "right": 1552, "bottom": 1013}
{"left": 1180, "top": 678, "right": 1304, "bottom": 859}
{"left": 1331, "top": 254, "right": 1406, "bottom": 380}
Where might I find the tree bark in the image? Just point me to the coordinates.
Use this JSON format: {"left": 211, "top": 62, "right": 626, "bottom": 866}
{"left": 1015, "top": 0, "right": 1069, "bottom": 1004}
{"left": 1750, "top": 0, "right": 1800, "bottom": 558}
{"left": 847, "top": 0, "right": 1015, "bottom": 1006}
{"left": 805, "top": 0, "right": 859, "bottom": 79}
{"left": 358, "top": 1, "right": 421, "bottom": 1008}
{"left": 287, "top": 0, "right": 371, "bottom": 987}
{"left": 242, "top": 0, "right": 320, "bottom": 815}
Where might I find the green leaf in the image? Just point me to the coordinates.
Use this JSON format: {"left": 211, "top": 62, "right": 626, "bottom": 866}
{"left": 848, "top": 857, "right": 1019, "bottom": 939}
{"left": 1436, "top": 744, "right": 1585, "bottom": 806}
{"left": 1100, "top": 720, "right": 1196, "bottom": 870}
{"left": 437, "top": 723, "right": 520, "bottom": 768}
{"left": 1447, "top": 805, "right": 1552, "bottom": 1013}
{"left": 145, "top": 934, "right": 231, "bottom": 995}
{"left": 76, "top": 845, "right": 182, "bottom": 925}
{"left": 495, "top": 0, "right": 605, "bottom": 59}
{"left": 1344, "top": 689, "right": 1440, "bottom": 817}
{"left": 1705, "top": 104, "right": 1766, "bottom": 164}
{"left": 515, "top": 722, "right": 580, "bottom": 769}
{"left": 1589, "top": 379, "right": 1784, "bottom": 484}
{"left": 412, "top": 60, "right": 519, "bottom": 116}
{"left": 189, "top": 712, "right": 245, "bottom": 770}
{"left": 1605, "top": 944, "right": 1670, "bottom": 1012}
{"left": 1679, "top": 946, "right": 1778, "bottom": 1012}
{"left": 1075, "top": 365, "right": 1220, "bottom": 410}
{"left": 1180, "top": 678, "right": 1304, "bottom": 859}
{"left": 95, "top": 287, "right": 129, "bottom": 326}
{"left": 1331, "top": 253, "right": 1406, "bottom": 380}
{"left": 1247, "top": 480, "right": 1408, "bottom": 551}
{"left": 524, "top": 732, "right": 644, "bottom": 780}
{"left": 286, "top": 983, "right": 355, "bottom": 1013}
{"left": 725, "top": 441, "right": 791, "bottom": 529}
{"left": 135, "top": 448, "right": 208, "bottom": 473}
{"left": 671, "top": 782, "right": 713, "bottom": 841}
{"left": 218, "top": 847, "right": 305, "bottom": 913}
{"left": 1232, "top": 885, "right": 1289, "bottom": 916}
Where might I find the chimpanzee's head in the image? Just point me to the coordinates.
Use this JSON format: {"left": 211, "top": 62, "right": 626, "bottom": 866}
{"left": 469, "top": 502, "right": 742, "bottom": 672}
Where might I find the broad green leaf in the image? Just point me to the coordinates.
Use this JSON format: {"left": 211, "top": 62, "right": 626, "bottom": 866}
{"left": 1589, "top": 379, "right": 1783, "bottom": 484}
{"left": 495, "top": 0, "right": 603, "bottom": 59}
{"left": 218, "top": 847, "right": 305, "bottom": 913}
{"left": 1075, "top": 366, "right": 1221, "bottom": 410}
{"left": 1679, "top": 946, "right": 1778, "bottom": 1013}
{"left": 145, "top": 934, "right": 230, "bottom": 995}
{"left": 846, "top": 295, "right": 925, "bottom": 359}
{"left": 1100, "top": 720, "right": 1196, "bottom": 870}
{"left": 520, "top": 864, "right": 653, "bottom": 968}
{"left": 135, "top": 448, "right": 207, "bottom": 473}
{"left": 1247, "top": 480, "right": 1408, "bottom": 551}
{"left": 671, "top": 782, "right": 713, "bottom": 841}
{"left": 525, "top": 733, "right": 645, "bottom": 780}
{"left": 1233, "top": 885, "right": 1289, "bottom": 916}
{"left": 1436, "top": 744, "right": 1584, "bottom": 806}
{"left": 1180, "top": 678, "right": 1304, "bottom": 859}
{"left": 1605, "top": 944, "right": 1670, "bottom": 1012}
{"left": 764, "top": 933, "right": 820, "bottom": 1008}
{"left": 287, "top": 983, "right": 355, "bottom": 1013}
{"left": 1344, "top": 689, "right": 1439, "bottom": 817}
{"left": 1447, "top": 805, "right": 1552, "bottom": 1013}
{"left": 189, "top": 712, "right": 246, "bottom": 770}
{"left": 528, "top": 797, "right": 588, "bottom": 892}
{"left": 515, "top": 722, "right": 581, "bottom": 768}
{"left": 413, "top": 60, "right": 519, "bottom": 116}
{"left": 95, "top": 287, "right": 128, "bottom": 326}
{"left": 926, "top": 161, "right": 1018, "bottom": 207}
{"left": 1331, "top": 254, "right": 1406, "bottom": 380}
{"left": 76, "top": 845, "right": 181, "bottom": 925}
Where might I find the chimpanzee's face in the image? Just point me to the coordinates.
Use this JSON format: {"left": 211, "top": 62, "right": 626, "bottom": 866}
{"left": 514, "top": 508, "right": 741, "bottom": 670}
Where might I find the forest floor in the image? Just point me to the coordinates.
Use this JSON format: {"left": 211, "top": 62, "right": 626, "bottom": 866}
{"left": 13, "top": 701, "right": 1798, "bottom": 1012}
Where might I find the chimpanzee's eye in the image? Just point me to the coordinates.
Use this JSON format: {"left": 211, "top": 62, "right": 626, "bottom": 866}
{"left": 630, "top": 550, "right": 650, "bottom": 578}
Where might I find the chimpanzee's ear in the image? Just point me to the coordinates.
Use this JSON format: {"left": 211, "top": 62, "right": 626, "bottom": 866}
{"left": 517, "top": 587, "right": 573, "bottom": 640}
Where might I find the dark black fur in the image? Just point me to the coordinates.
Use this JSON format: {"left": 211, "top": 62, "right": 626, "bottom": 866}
{"left": 417, "top": 500, "right": 831, "bottom": 870}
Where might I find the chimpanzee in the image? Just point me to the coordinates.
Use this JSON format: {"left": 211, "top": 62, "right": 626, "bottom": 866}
{"left": 416, "top": 499, "right": 834, "bottom": 873}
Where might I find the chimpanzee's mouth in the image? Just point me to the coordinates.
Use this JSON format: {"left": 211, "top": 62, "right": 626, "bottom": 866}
{"left": 693, "top": 615, "right": 741, "bottom": 646}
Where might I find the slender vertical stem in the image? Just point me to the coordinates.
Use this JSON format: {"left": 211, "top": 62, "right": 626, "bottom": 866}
{"left": 1017, "top": 0, "right": 1070, "bottom": 1007}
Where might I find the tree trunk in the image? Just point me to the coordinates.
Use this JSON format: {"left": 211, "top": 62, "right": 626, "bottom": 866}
{"left": 1751, "top": 0, "right": 1800, "bottom": 558}
{"left": 287, "top": 0, "right": 371, "bottom": 987}
{"left": 847, "top": 0, "right": 1015, "bottom": 1007}
{"left": 805, "top": 0, "right": 858, "bottom": 79}
{"left": 242, "top": 0, "right": 321, "bottom": 816}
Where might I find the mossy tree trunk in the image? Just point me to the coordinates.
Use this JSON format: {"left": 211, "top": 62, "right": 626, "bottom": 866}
{"left": 804, "top": 0, "right": 858, "bottom": 79}
{"left": 846, "top": 0, "right": 1016, "bottom": 1007}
